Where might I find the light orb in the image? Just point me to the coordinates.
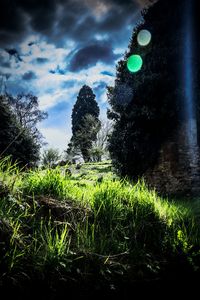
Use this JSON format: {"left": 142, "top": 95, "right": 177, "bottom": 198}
{"left": 127, "top": 54, "right": 143, "bottom": 73}
{"left": 137, "top": 29, "right": 152, "bottom": 46}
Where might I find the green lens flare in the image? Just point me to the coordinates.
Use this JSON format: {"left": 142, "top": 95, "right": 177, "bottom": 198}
{"left": 127, "top": 55, "right": 143, "bottom": 73}
{"left": 137, "top": 29, "right": 151, "bottom": 46}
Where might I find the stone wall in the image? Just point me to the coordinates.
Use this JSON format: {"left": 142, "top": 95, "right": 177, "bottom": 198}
{"left": 144, "top": 121, "right": 200, "bottom": 197}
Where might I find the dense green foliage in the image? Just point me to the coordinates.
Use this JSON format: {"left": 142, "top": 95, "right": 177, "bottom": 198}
{"left": 68, "top": 85, "right": 101, "bottom": 162}
{"left": 108, "top": 0, "right": 200, "bottom": 179}
{"left": 0, "top": 95, "right": 41, "bottom": 166}
{"left": 90, "top": 120, "right": 112, "bottom": 162}
{"left": 6, "top": 93, "right": 48, "bottom": 148}
{"left": 42, "top": 148, "right": 61, "bottom": 167}
{"left": 1, "top": 157, "right": 200, "bottom": 296}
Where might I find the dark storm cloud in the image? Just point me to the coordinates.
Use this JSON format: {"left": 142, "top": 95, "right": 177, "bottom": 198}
{"left": 56, "top": 1, "right": 141, "bottom": 47}
{"left": 0, "top": 0, "right": 142, "bottom": 48}
{"left": 0, "top": 0, "right": 58, "bottom": 46}
{"left": 19, "top": 0, "right": 57, "bottom": 33}
{"left": 0, "top": 0, "right": 27, "bottom": 46}
{"left": 0, "top": 61, "right": 10, "bottom": 68}
{"left": 28, "top": 42, "right": 35, "bottom": 47}
{"left": 5, "top": 48, "right": 23, "bottom": 62}
{"left": 0, "top": 53, "right": 10, "bottom": 68}
{"left": 22, "top": 71, "right": 37, "bottom": 81}
{"left": 69, "top": 43, "right": 120, "bottom": 72}
{"left": 34, "top": 57, "right": 49, "bottom": 64}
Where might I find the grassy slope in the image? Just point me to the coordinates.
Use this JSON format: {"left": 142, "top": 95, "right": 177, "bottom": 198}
{"left": 1, "top": 157, "right": 200, "bottom": 297}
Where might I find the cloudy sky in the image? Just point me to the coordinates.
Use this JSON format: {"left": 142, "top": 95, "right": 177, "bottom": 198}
{"left": 0, "top": 0, "right": 148, "bottom": 154}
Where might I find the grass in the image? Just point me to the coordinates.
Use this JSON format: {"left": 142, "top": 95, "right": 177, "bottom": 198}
{"left": 1, "top": 156, "right": 200, "bottom": 297}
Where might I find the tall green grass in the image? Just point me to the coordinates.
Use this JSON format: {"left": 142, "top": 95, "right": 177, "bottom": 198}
{"left": 1, "top": 157, "right": 200, "bottom": 292}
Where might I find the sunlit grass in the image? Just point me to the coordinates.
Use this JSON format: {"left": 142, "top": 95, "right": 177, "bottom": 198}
{"left": 1, "top": 157, "right": 200, "bottom": 291}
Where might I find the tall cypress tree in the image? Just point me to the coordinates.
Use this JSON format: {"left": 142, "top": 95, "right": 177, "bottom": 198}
{"left": 108, "top": 0, "right": 200, "bottom": 179}
{"left": 69, "top": 85, "right": 100, "bottom": 162}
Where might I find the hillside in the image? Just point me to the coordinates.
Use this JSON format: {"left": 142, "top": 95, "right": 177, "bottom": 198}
{"left": 1, "top": 157, "right": 200, "bottom": 298}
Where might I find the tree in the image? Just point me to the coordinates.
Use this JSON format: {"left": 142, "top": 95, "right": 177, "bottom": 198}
{"left": 0, "top": 95, "right": 18, "bottom": 158}
{"left": 89, "top": 147, "right": 105, "bottom": 163}
{"left": 90, "top": 119, "right": 113, "bottom": 162}
{"left": 69, "top": 85, "right": 101, "bottom": 162}
{"left": 42, "top": 148, "right": 60, "bottom": 167}
{"left": 5, "top": 93, "right": 48, "bottom": 146}
{"left": 0, "top": 95, "right": 40, "bottom": 166}
{"left": 65, "top": 141, "right": 82, "bottom": 162}
{"left": 108, "top": 0, "right": 200, "bottom": 179}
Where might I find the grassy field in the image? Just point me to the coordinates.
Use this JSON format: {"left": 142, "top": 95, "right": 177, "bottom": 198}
{"left": 1, "top": 157, "right": 200, "bottom": 298}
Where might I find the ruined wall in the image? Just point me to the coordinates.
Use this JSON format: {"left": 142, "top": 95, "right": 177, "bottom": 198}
{"left": 144, "top": 121, "right": 200, "bottom": 197}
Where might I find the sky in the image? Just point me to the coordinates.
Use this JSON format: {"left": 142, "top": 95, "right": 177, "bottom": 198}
{"left": 0, "top": 0, "right": 149, "bottom": 155}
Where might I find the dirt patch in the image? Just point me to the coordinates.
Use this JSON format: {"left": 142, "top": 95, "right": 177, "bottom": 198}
{"left": 0, "top": 181, "right": 9, "bottom": 198}
{"left": 32, "top": 196, "right": 91, "bottom": 227}
{"left": 0, "top": 219, "right": 13, "bottom": 247}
